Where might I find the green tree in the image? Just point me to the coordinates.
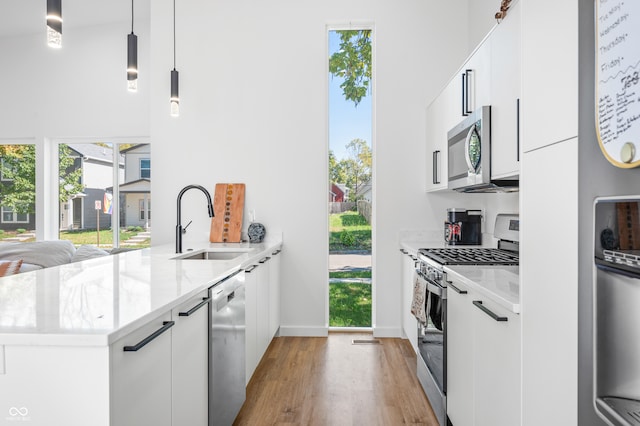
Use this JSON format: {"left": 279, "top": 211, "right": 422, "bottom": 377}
{"left": 0, "top": 144, "right": 84, "bottom": 214}
{"left": 329, "top": 150, "right": 347, "bottom": 184}
{"left": 343, "top": 139, "right": 371, "bottom": 201}
{"left": 329, "top": 30, "right": 372, "bottom": 106}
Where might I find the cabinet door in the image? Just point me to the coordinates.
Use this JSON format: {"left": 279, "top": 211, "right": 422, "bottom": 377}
{"left": 172, "top": 290, "right": 209, "bottom": 426}
{"left": 446, "top": 278, "right": 475, "bottom": 426}
{"left": 401, "top": 250, "right": 418, "bottom": 352}
{"left": 472, "top": 297, "right": 521, "bottom": 426}
{"left": 110, "top": 313, "right": 173, "bottom": 426}
{"left": 464, "top": 39, "right": 492, "bottom": 114}
{"left": 256, "top": 257, "right": 271, "bottom": 361}
{"left": 426, "top": 80, "right": 458, "bottom": 192}
{"left": 245, "top": 264, "right": 258, "bottom": 384}
{"left": 269, "top": 249, "right": 282, "bottom": 339}
{"left": 521, "top": 0, "right": 577, "bottom": 151}
{"left": 490, "top": 0, "right": 521, "bottom": 179}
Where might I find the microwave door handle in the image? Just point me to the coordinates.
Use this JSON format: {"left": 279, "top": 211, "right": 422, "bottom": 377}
{"left": 464, "top": 125, "right": 476, "bottom": 173}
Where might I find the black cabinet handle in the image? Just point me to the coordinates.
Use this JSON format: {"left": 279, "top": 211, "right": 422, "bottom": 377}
{"left": 123, "top": 321, "right": 175, "bottom": 352}
{"left": 259, "top": 257, "right": 271, "bottom": 264}
{"left": 272, "top": 249, "right": 281, "bottom": 256}
{"left": 473, "top": 301, "right": 508, "bottom": 322}
{"left": 179, "top": 297, "right": 211, "bottom": 317}
{"left": 245, "top": 264, "right": 257, "bottom": 273}
{"left": 433, "top": 151, "right": 440, "bottom": 184}
{"left": 465, "top": 69, "right": 473, "bottom": 114}
{"left": 461, "top": 73, "right": 468, "bottom": 116}
{"left": 410, "top": 255, "right": 418, "bottom": 261}
{"left": 448, "top": 283, "right": 467, "bottom": 294}
{"left": 400, "top": 249, "right": 408, "bottom": 254}
{"left": 516, "top": 98, "right": 520, "bottom": 162}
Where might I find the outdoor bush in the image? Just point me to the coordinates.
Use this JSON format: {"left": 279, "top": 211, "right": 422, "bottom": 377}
{"left": 133, "top": 226, "right": 143, "bottom": 232}
{"left": 16, "top": 228, "right": 26, "bottom": 234}
{"left": 340, "top": 230, "right": 355, "bottom": 247}
{"left": 0, "top": 230, "right": 4, "bottom": 235}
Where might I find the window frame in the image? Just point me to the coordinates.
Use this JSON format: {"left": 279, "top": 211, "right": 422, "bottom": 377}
{"left": 140, "top": 158, "right": 150, "bottom": 179}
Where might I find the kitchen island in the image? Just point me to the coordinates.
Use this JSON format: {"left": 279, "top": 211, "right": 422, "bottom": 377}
{"left": 0, "top": 237, "right": 282, "bottom": 426}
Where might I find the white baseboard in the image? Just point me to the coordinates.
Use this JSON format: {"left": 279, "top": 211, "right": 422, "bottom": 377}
{"left": 372, "top": 326, "right": 403, "bottom": 338}
{"left": 278, "top": 326, "right": 329, "bottom": 337}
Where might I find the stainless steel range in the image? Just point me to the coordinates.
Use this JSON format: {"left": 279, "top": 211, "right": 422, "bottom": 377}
{"left": 413, "top": 214, "right": 520, "bottom": 426}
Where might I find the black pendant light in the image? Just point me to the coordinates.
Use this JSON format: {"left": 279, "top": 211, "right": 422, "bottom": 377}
{"left": 170, "top": 0, "right": 180, "bottom": 116}
{"left": 46, "top": 0, "right": 62, "bottom": 48}
{"left": 127, "top": 0, "right": 138, "bottom": 92}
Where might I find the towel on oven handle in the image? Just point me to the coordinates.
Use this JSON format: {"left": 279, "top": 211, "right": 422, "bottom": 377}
{"left": 410, "top": 270, "right": 429, "bottom": 326}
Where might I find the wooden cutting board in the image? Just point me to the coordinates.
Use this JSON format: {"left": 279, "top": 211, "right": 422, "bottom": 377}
{"left": 209, "top": 183, "right": 245, "bottom": 243}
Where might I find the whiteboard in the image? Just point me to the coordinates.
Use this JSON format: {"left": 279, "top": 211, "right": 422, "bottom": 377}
{"left": 596, "top": 0, "right": 640, "bottom": 168}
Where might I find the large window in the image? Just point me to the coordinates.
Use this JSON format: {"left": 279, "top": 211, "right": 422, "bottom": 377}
{"left": 58, "top": 142, "right": 151, "bottom": 249}
{"left": 0, "top": 144, "right": 37, "bottom": 238}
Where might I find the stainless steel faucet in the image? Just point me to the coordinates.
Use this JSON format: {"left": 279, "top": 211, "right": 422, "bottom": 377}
{"left": 176, "top": 185, "right": 214, "bottom": 253}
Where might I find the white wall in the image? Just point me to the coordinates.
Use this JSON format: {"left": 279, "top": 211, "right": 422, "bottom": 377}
{"left": 467, "top": 0, "right": 499, "bottom": 52}
{"left": 149, "top": 0, "right": 514, "bottom": 336}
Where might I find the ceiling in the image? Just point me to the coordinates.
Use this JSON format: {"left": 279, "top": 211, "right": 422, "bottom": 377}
{"left": 1, "top": 0, "right": 139, "bottom": 38}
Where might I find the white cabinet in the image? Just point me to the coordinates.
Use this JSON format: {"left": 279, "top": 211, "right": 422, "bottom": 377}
{"left": 269, "top": 249, "right": 282, "bottom": 339}
{"left": 446, "top": 276, "right": 521, "bottom": 426}
{"left": 521, "top": 0, "right": 578, "bottom": 152}
{"left": 400, "top": 249, "right": 418, "bottom": 352}
{"left": 490, "top": 0, "right": 521, "bottom": 179}
{"left": 171, "top": 290, "right": 209, "bottom": 426}
{"left": 463, "top": 39, "right": 492, "bottom": 115}
{"left": 446, "top": 280, "right": 474, "bottom": 426}
{"left": 472, "top": 296, "right": 521, "bottom": 426}
{"left": 110, "top": 313, "right": 173, "bottom": 426}
{"left": 245, "top": 250, "right": 281, "bottom": 384}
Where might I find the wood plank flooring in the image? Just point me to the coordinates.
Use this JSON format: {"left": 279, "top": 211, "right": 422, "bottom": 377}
{"left": 234, "top": 332, "right": 439, "bottom": 426}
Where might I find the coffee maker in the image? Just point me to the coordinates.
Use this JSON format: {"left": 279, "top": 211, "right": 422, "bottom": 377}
{"left": 444, "top": 208, "right": 482, "bottom": 245}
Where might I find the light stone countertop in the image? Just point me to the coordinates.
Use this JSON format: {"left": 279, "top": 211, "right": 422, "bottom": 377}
{"left": 0, "top": 238, "right": 282, "bottom": 347}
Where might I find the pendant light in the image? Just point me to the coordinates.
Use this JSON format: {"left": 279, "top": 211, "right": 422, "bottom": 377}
{"left": 170, "top": 0, "right": 180, "bottom": 117}
{"left": 127, "top": 0, "right": 138, "bottom": 92}
{"left": 46, "top": 0, "right": 62, "bottom": 48}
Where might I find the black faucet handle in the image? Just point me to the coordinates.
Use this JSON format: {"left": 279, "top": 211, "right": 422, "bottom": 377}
{"left": 182, "top": 220, "right": 193, "bottom": 234}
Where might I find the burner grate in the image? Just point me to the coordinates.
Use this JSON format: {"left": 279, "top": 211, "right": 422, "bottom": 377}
{"left": 418, "top": 248, "right": 519, "bottom": 266}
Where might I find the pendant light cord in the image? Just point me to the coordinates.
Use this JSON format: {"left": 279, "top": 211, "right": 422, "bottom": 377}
{"left": 131, "top": 0, "right": 134, "bottom": 33}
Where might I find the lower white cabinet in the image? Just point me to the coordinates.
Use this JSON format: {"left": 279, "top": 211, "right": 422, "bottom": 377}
{"left": 400, "top": 249, "right": 418, "bottom": 352}
{"left": 110, "top": 313, "right": 174, "bottom": 426}
{"left": 171, "top": 290, "right": 210, "bottom": 426}
{"left": 245, "top": 250, "right": 281, "bottom": 384}
{"left": 446, "top": 276, "right": 521, "bottom": 426}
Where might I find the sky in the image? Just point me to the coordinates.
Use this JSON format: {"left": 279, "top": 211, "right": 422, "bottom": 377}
{"left": 328, "top": 30, "right": 372, "bottom": 161}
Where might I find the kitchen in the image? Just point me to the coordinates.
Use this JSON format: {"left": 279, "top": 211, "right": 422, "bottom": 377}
{"left": 0, "top": 0, "right": 639, "bottom": 426}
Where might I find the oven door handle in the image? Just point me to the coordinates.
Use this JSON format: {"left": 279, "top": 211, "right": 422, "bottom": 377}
{"left": 415, "top": 270, "right": 445, "bottom": 297}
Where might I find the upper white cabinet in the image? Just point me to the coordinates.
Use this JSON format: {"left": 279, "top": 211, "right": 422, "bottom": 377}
{"left": 464, "top": 39, "right": 492, "bottom": 115}
{"left": 490, "top": 0, "right": 521, "bottom": 179}
{"left": 425, "top": 86, "right": 450, "bottom": 192}
{"left": 521, "top": 0, "right": 578, "bottom": 152}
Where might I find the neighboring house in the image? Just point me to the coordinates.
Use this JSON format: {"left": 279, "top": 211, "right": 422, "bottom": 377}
{"left": 329, "top": 183, "right": 348, "bottom": 202}
{"left": 117, "top": 144, "right": 151, "bottom": 229}
{"left": 60, "top": 144, "right": 124, "bottom": 230}
{"left": 353, "top": 179, "right": 372, "bottom": 203}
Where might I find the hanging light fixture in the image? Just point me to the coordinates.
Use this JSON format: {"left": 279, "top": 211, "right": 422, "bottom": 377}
{"left": 46, "top": 0, "right": 62, "bottom": 48}
{"left": 127, "top": 0, "right": 138, "bottom": 92}
{"left": 170, "top": 0, "right": 180, "bottom": 117}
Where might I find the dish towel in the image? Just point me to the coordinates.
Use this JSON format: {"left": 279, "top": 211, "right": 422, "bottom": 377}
{"left": 410, "top": 270, "right": 428, "bottom": 326}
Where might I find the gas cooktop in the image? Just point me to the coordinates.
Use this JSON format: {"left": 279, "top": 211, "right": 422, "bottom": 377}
{"left": 418, "top": 247, "right": 519, "bottom": 266}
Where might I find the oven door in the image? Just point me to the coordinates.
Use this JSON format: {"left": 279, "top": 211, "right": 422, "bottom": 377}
{"left": 416, "top": 270, "right": 448, "bottom": 426}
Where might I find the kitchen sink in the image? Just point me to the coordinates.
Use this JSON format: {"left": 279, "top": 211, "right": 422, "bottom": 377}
{"left": 173, "top": 249, "right": 251, "bottom": 261}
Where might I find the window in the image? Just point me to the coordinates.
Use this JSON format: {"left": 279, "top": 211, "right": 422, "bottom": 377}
{"left": 1, "top": 206, "right": 29, "bottom": 223}
{"left": 140, "top": 159, "right": 150, "bottom": 179}
{"left": 0, "top": 158, "right": 15, "bottom": 182}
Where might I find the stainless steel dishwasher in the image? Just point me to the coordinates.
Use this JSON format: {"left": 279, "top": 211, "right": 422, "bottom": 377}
{"left": 209, "top": 269, "right": 246, "bottom": 426}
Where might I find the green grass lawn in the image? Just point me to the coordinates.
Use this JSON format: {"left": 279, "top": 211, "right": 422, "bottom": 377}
{"left": 329, "top": 270, "right": 372, "bottom": 279}
{"left": 329, "top": 282, "right": 372, "bottom": 327}
{"left": 59, "top": 229, "right": 149, "bottom": 248}
{"left": 329, "top": 211, "right": 371, "bottom": 251}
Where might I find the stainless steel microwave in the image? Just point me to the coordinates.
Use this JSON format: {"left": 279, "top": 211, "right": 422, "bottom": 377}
{"left": 447, "top": 106, "right": 518, "bottom": 193}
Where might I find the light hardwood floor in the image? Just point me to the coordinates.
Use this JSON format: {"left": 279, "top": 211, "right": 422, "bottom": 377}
{"left": 234, "top": 332, "right": 439, "bottom": 426}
